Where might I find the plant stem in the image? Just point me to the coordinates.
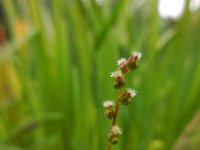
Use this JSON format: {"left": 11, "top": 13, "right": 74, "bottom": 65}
{"left": 112, "top": 99, "right": 120, "bottom": 126}
{"left": 112, "top": 90, "right": 121, "bottom": 126}
{"left": 108, "top": 142, "right": 112, "bottom": 150}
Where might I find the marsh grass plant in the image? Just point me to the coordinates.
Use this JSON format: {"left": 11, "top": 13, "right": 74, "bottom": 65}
{"left": 0, "top": 0, "right": 200, "bottom": 150}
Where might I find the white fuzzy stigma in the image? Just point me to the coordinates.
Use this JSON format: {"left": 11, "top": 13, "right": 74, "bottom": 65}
{"left": 110, "top": 70, "right": 122, "bottom": 78}
{"left": 132, "top": 51, "right": 142, "bottom": 59}
{"left": 127, "top": 88, "right": 137, "bottom": 97}
{"left": 117, "top": 58, "right": 127, "bottom": 65}
{"left": 103, "top": 100, "right": 114, "bottom": 108}
{"left": 111, "top": 125, "right": 122, "bottom": 134}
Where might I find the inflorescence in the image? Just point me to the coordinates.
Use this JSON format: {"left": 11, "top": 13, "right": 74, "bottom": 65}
{"left": 103, "top": 51, "right": 142, "bottom": 150}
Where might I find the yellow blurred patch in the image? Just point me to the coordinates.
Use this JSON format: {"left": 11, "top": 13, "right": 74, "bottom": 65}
{"left": 0, "top": 60, "right": 21, "bottom": 102}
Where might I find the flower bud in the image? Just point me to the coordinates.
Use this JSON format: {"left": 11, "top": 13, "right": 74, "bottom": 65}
{"left": 108, "top": 125, "right": 122, "bottom": 145}
{"left": 117, "top": 58, "right": 128, "bottom": 74}
{"left": 110, "top": 70, "right": 125, "bottom": 89}
{"left": 103, "top": 101, "right": 115, "bottom": 119}
{"left": 104, "top": 108, "right": 114, "bottom": 119}
{"left": 113, "top": 76, "right": 125, "bottom": 89}
{"left": 120, "top": 88, "right": 137, "bottom": 105}
{"left": 110, "top": 136, "right": 119, "bottom": 145}
{"left": 127, "top": 51, "right": 142, "bottom": 70}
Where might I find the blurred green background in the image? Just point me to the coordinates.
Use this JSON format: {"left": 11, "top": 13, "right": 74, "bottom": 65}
{"left": 0, "top": 0, "right": 200, "bottom": 150}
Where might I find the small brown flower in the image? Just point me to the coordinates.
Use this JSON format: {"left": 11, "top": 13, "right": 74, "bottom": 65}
{"left": 117, "top": 58, "right": 128, "bottom": 74}
{"left": 126, "top": 51, "right": 142, "bottom": 70}
{"left": 103, "top": 101, "right": 115, "bottom": 119}
{"left": 120, "top": 88, "right": 137, "bottom": 105}
{"left": 110, "top": 70, "right": 125, "bottom": 89}
{"left": 108, "top": 125, "right": 122, "bottom": 144}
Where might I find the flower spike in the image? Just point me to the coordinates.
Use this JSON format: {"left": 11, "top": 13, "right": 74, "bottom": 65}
{"left": 103, "top": 51, "right": 142, "bottom": 149}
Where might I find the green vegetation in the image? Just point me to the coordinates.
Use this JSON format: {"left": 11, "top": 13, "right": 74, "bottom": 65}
{"left": 0, "top": 0, "right": 200, "bottom": 150}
